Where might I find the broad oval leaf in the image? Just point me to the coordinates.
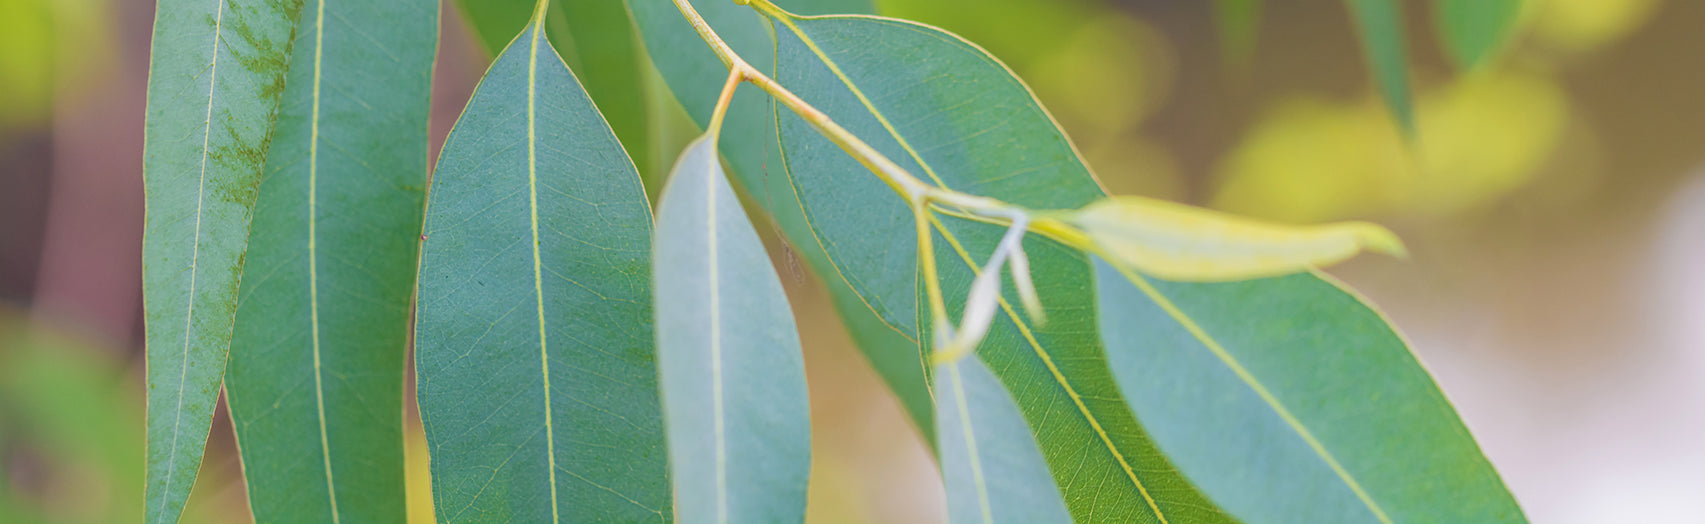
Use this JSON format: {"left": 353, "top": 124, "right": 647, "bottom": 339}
{"left": 1346, "top": 0, "right": 1415, "bottom": 134}
{"left": 1094, "top": 260, "right": 1527, "bottom": 523}
{"left": 766, "top": 12, "right": 1230, "bottom": 521}
{"left": 934, "top": 357, "right": 1071, "bottom": 524}
{"left": 414, "top": 12, "right": 669, "bottom": 523}
{"left": 141, "top": 0, "right": 303, "bottom": 522}
{"left": 1434, "top": 0, "right": 1522, "bottom": 70}
{"left": 1065, "top": 195, "right": 1405, "bottom": 282}
{"left": 654, "top": 136, "right": 811, "bottom": 523}
{"left": 224, "top": 0, "right": 436, "bottom": 521}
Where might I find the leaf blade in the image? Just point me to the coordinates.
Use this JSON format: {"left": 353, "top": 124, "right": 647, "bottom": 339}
{"left": 1094, "top": 260, "right": 1528, "bottom": 523}
{"left": 654, "top": 137, "right": 812, "bottom": 523}
{"left": 414, "top": 16, "right": 668, "bottom": 523}
{"left": 934, "top": 357, "right": 1072, "bottom": 524}
{"left": 768, "top": 14, "right": 1231, "bottom": 522}
{"left": 1345, "top": 0, "right": 1415, "bottom": 134}
{"left": 1434, "top": 0, "right": 1521, "bottom": 70}
{"left": 142, "top": 0, "right": 304, "bottom": 522}
{"left": 223, "top": 0, "right": 437, "bottom": 521}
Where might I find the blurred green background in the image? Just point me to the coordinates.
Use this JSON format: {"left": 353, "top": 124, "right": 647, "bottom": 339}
{"left": 2, "top": 0, "right": 1702, "bottom": 522}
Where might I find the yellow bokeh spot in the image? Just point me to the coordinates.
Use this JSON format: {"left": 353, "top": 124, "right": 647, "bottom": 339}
{"left": 1212, "top": 72, "right": 1570, "bottom": 223}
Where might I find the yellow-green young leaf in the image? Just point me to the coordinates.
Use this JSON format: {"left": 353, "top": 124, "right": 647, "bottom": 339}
{"left": 141, "top": 0, "right": 303, "bottom": 522}
{"left": 1067, "top": 195, "right": 1405, "bottom": 282}
{"left": 414, "top": 8, "right": 668, "bottom": 522}
{"left": 654, "top": 137, "right": 811, "bottom": 523}
{"left": 224, "top": 0, "right": 436, "bottom": 521}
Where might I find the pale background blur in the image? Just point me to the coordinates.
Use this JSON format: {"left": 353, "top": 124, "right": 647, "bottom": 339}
{"left": 1, "top": 0, "right": 1701, "bottom": 522}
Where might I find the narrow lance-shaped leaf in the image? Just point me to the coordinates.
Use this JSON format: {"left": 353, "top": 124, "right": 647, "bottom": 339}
{"left": 142, "top": 0, "right": 303, "bottom": 522}
{"left": 763, "top": 10, "right": 1231, "bottom": 521}
{"left": 1093, "top": 261, "right": 1527, "bottom": 522}
{"left": 624, "top": 0, "right": 939, "bottom": 437}
{"left": 1063, "top": 195, "right": 1405, "bottom": 282}
{"left": 456, "top": 0, "right": 655, "bottom": 180}
{"left": 934, "top": 357, "right": 1071, "bottom": 524}
{"left": 1434, "top": 0, "right": 1522, "bottom": 70}
{"left": 654, "top": 136, "right": 811, "bottom": 524}
{"left": 224, "top": 0, "right": 436, "bottom": 521}
{"left": 414, "top": 6, "right": 669, "bottom": 522}
{"left": 1345, "top": 0, "right": 1415, "bottom": 134}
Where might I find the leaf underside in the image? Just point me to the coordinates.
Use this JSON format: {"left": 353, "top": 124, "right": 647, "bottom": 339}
{"left": 935, "top": 357, "right": 1072, "bottom": 524}
{"left": 224, "top": 0, "right": 437, "bottom": 521}
{"left": 414, "top": 21, "right": 669, "bottom": 523}
{"left": 655, "top": 137, "right": 812, "bottom": 524}
{"left": 142, "top": 0, "right": 304, "bottom": 522}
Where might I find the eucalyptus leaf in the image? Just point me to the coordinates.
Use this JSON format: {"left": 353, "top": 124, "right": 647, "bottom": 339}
{"left": 224, "top": 0, "right": 436, "bottom": 521}
{"left": 1345, "top": 0, "right": 1414, "bottom": 134}
{"left": 655, "top": 136, "right": 812, "bottom": 524}
{"left": 1434, "top": 0, "right": 1521, "bottom": 70}
{"left": 1213, "top": 0, "right": 1261, "bottom": 67}
{"left": 141, "top": 0, "right": 303, "bottom": 522}
{"left": 455, "top": 0, "right": 655, "bottom": 180}
{"left": 765, "top": 12, "right": 1230, "bottom": 521}
{"left": 934, "top": 357, "right": 1071, "bottom": 524}
{"left": 1094, "top": 260, "right": 1527, "bottom": 523}
{"left": 414, "top": 11, "right": 668, "bottom": 522}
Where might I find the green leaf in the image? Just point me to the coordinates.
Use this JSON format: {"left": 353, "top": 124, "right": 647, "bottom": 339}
{"left": 934, "top": 357, "right": 1071, "bottom": 524}
{"left": 626, "top": 0, "right": 935, "bottom": 439}
{"left": 141, "top": 0, "right": 304, "bottom": 522}
{"left": 414, "top": 11, "right": 669, "bottom": 523}
{"left": 765, "top": 12, "right": 1230, "bottom": 522}
{"left": 1213, "top": 0, "right": 1261, "bottom": 67}
{"left": 1345, "top": 0, "right": 1414, "bottom": 134}
{"left": 1434, "top": 0, "right": 1521, "bottom": 70}
{"left": 654, "top": 136, "right": 811, "bottom": 523}
{"left": 456, "top": 0, "right": 655, "bottom": 182}
{"left": 1064, "top": 195, "right": 1405, "bottom": 282}
{"left": 1093, "top": 260, "right": 1527, "bottom": 523}
{"left": 223, "top": 0, "right": 436, "bottom": 521}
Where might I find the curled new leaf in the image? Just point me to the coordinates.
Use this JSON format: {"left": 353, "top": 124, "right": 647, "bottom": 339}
{"left": 1064, "top": 195, "right": 1406, "bottom": 282}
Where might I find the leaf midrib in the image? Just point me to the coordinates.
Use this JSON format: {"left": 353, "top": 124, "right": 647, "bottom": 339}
{"left": 304, "top": 0, "right": 341, "bottom": 520}
{"left": 524, "top": 6, "right": 563, "bottom": 523}
{"left": 155, "top": 0, "right": 228, "bottom": 520}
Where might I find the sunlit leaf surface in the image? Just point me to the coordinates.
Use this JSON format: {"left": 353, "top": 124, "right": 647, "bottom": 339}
{"left": 655, "top": 136, "right": 811, "bottom": 524}
{"left": 414, "top": 13, "right": 668, "bottom": 523}
{"left": 224, "top": 0, "right": 436, "bottom": 521}
{"left": 141, "top": 0, "right": 303, "bottom": 522}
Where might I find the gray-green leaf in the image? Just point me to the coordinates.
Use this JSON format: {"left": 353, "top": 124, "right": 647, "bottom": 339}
{"left": 142, "top": 0, "right": 303, "bottom": 522}
{"left": 414, "top": 13, "right": 668, "bottom": 523}
{"left": 767, "top": 13, "right": 1230, "bottom": 522}
{"left": 224, "top": 0, "right": 436, "bottom": 521}
{"left": 1345, "top": 0, "right": 1415, "bottom": 134}
{"left": 1093, "top": 259, "right": 1527, "bottom": 523}
{"left": 934, "top": 357, "right": 1071, "bottom": 524}
{"left": 654, "top": 136, "right": 811, "bottom": 524}
{"left": 1434, "top": 0, "right": 1521, "bottom": 70}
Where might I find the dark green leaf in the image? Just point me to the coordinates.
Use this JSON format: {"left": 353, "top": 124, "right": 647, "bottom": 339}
{"left": 1093, "top": 260, "right": 1527, "bottom": 523}
{"left": 767, "top": 13, "right": 1230, "bottom": 522}
{"left": 142, "top": 0, "right": 303, "bottom": 522}
{"left": 456, "top": 0, "right": 656, "bottom": 183}
{"left": 934, "top": 357, "right": 1071, "bottom": 524}
{"left": 1434, "top": 0, "right": 1521, "bottom": 70}
{"left": 1345, "top": 0, "right": 1415, "bottom": 134}
{"left": 224, "top": 0, "right": 436, "bottom": 521}
{"left": 414, "top": 12, "right": 668, "bottom": 523}
{"left": 654, "top": 136, "right": 811, "bottom": 523}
